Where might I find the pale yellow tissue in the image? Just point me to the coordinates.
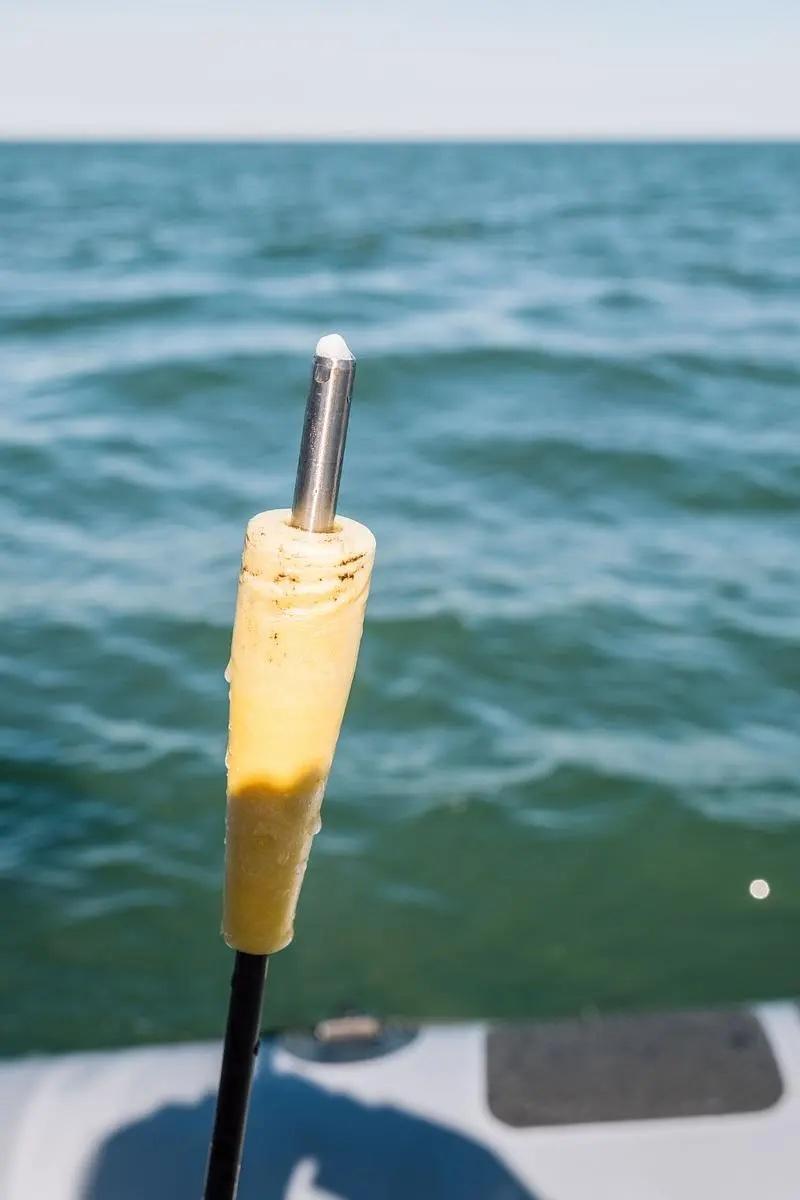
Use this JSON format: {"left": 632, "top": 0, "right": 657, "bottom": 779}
{"left": 223, "top": 509, "right": 375, "bottom": 954}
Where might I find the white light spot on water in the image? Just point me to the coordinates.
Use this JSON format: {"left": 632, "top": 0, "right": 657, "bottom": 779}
{"left": 749, "top": 878, "right": 770, "bottom": 900}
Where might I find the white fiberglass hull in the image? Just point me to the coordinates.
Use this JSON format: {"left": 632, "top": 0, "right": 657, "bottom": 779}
{"left": 1, "top": 1002, "right": 797, "bottom": 1199}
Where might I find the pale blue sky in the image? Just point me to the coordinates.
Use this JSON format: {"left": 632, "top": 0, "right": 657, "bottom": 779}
{"left": 2, "top": 0, "right": 799, "bottom": 138}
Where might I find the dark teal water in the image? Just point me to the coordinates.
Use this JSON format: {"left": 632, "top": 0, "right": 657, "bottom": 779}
{"left": 1, "top": 143, "right": 799, "bottom": 1054}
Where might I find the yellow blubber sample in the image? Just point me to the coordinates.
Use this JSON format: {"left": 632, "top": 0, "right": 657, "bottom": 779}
{"left": 224, "top": 508, "right": 375, "bottom": 954}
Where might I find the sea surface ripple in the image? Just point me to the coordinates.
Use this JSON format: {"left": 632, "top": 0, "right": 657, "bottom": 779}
{"left": 1, "top": 143, "right": 799, "bottom": 1051}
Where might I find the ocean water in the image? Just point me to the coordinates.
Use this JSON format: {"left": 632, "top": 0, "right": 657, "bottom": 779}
{"left": 1, "top": 143, "right": 798, "bottom": 1054}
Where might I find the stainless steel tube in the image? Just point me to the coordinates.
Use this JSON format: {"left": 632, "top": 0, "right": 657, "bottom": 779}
{"left": 290, "top": 334, "right": 356, "bottom": 534}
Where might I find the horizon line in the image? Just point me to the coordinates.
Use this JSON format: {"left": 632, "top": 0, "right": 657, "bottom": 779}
{"left": 2, "top": 133, "right": 799, "bottom": 145}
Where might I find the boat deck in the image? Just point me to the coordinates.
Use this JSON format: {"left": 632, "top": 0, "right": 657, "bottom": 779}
{"left": 1, "top": 1002, "right": 797, "bottom": 1198}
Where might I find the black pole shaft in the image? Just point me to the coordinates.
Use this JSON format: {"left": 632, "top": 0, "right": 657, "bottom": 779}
{"left": 204, "top": 951, "right": 269, "bottom": 1200}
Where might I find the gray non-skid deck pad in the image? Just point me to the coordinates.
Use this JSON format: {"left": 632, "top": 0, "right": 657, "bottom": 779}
{"left": 487, "top": 1008, "right": 783, "bottom": 1126}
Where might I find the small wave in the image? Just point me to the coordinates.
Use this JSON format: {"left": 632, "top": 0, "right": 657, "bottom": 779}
{"left": 3, "top": 291, "right": 209, "bottom": 337}
{"left": 433, "top": 432, "right": 800, "bottom": 513}
{"left": 687, "top": 261, "right": 800, "bottom": 296}
{"left": 661, "top": 349, "right": 800, "bottom": 388}
{"left": 595, "top": 285, "right": 661, "bottom": 312}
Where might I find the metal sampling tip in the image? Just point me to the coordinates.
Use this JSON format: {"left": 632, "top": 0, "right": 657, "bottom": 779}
{"left": 290, "top": 334, "right": 356, "bottom": 534}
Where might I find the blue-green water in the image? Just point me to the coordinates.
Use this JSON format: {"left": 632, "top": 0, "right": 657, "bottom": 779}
{"left": 1, "top": 143, "right": 799, "bottom": 1054}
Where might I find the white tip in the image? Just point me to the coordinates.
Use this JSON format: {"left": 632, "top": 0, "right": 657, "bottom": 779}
{"left": 315, "top": 332, "right": 354, "bottom": 361}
